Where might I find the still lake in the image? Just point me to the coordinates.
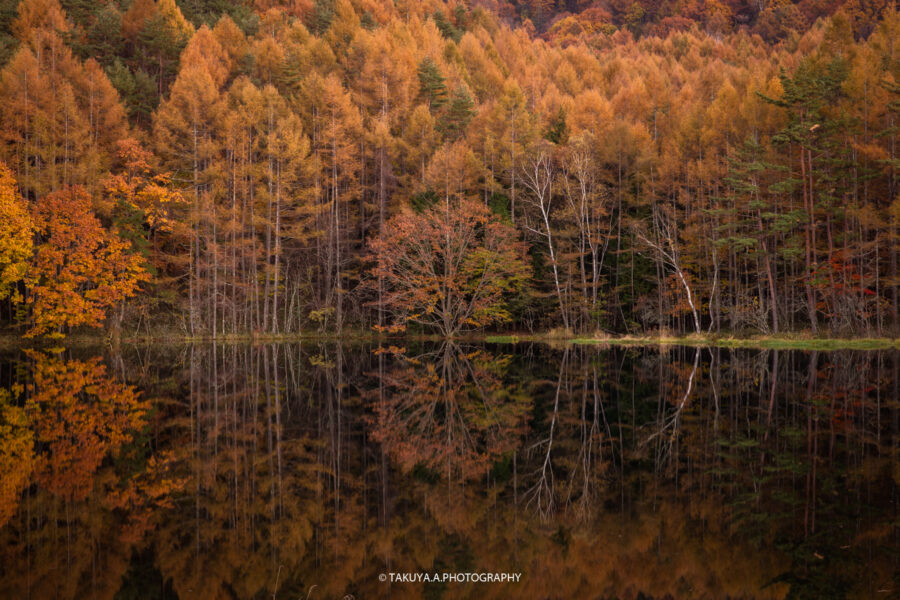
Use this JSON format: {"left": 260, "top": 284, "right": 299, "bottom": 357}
{"left": 0, "top": 342, "right": 896, "bottom": 599}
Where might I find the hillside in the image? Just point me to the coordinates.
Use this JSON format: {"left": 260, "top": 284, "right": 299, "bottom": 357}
{"left": 0, "top": 0, "right": 898, "bottom": 338}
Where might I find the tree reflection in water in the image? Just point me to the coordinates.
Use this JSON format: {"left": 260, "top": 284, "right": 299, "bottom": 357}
{"left": 369, "top": 342, "right": 531, "bottom": 481}
{"left": 0, "top": 343, "right": 895, "bottom": 599}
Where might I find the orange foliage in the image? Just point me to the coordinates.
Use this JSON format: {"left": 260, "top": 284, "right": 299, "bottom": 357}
{"left": 0, "top": 0, "right": 127, "bottom": 198}
{"left": 0, "top": 162, "right": 32, "bottom": 303}
{"left": 370, "top": 197, "right": 530, "bottom": 336}
{"left": 26, "top": 187, "right": 148, "bottom": 337}
{"left": 102, "top": 138, "right": 186, "bottom": 233}
{"left": 25, "top": 351, "right": 148, "bottom": 501}
{"left": 0, "top": 386, "right": 33, "bottom": 529}
{"left": 370, "top": 345, "right": 531, "bottom": 479}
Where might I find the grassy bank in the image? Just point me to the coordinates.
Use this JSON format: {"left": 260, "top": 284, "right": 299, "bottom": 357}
{"left": 567, "top": 334, "right": 900, "bottom": 351}
{"left": 483, "top": 332, "right": 900, "bottom": 350}
{"left": 1, "top": 330, "right": 898, "bottom": 351}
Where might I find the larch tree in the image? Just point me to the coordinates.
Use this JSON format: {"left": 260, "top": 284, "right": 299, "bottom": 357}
{"left": 0, "top": 0, "right": 127, "bottom": 198}
{"left": 154, "top": 26, "right": 229, "bottom": 335}
{"left": 493, "top": 77, "right": 532, "bottom": 223}
{"left": 298, "top": 72, "right": 362, "bottom": 330}
{"left": 0, "top": 0, "right": 897, "bottom": 338}
{"left": 349, "top": 24, "right": 417, "bottom": 327}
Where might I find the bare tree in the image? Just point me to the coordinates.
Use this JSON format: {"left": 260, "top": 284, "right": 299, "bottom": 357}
{"left": 560, "top": 140, "right": 612, "bottom": 325}
{"left": 520, "top": 142, "right": 569, "bottom": 330}
{"left": 634, "top": 204, "right": 701, "bottom": 333}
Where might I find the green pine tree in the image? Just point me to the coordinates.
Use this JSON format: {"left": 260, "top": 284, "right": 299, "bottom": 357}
{"left": 440, "top": 86, "right": 476, "bottom": 140}
{"left": 543, "top": 106, "right": 568, "bottom": 144}
{"left": 418, "top": 57, "right": 448, "bottom": 112}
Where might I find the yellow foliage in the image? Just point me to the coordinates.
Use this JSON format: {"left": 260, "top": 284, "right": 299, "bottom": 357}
{"left": 0, "top": 163, "right": 32, "bottom": 303}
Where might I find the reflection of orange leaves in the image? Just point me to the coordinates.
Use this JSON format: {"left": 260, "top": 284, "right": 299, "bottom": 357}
{"left": 372, "top": 345, "right": 406, "bottom": 356}
{"left": 372, "top": 323, "right": 407, "bottom": 334}
{"left": 25, "top": 351, "right": 148, "bottom": 501}
{"left": 107, "top": 450, "right": 187, "bottom": 544}
{"left": 0, "top": 387, "right": 34, "bottom": 528}
{"left": 370, "top": 346, "right": 531, "bottom": 480}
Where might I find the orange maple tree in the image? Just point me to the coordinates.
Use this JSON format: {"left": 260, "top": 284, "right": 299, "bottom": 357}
{"left": 370, "top": 198, "right": 530, "bottom": 336}
{"left": 25, "top": 186, "right": 149, "bottom": 337}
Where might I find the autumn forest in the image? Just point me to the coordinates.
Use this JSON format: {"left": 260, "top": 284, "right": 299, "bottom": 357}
{"left": 0, "top": 2, "right": 899, "bottom": 598}
{"left": 1, "top": 0, "right": 900, "bottom": 339}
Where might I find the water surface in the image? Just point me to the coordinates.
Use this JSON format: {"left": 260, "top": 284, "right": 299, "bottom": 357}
{"left": 0, "top": 343, "right": 897, "bottom": 599}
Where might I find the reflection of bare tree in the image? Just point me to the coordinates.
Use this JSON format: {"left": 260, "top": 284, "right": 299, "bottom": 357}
{"left": 642, "top": 347, "right": 700, "bottom": 471}
{"left": 370, "top": 342, "right": 531, "bottom": 481}
{"left": 524, "top": 347, "right": 567, "bottom": 520}
{"left": 512, "top": 345, "right": 618, "bottom": 523}
{"left": 566, "top": 362, "right": 613, "bottom": 520}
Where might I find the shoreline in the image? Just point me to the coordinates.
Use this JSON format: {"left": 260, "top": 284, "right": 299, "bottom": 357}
{"left": 1, "top": 331, "right": 898, "bottom": 351}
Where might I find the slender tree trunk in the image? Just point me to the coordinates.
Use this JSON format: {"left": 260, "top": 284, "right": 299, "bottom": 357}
{"left": 800, "top": 144, "right": 818, "bottom": 334}
{"left": 272, "top": 159, "right": 282, "bottom": 334}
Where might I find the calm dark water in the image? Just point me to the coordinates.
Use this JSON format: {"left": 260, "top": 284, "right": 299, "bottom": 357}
{"left": 0, "top": 342, "right": 897, "bottom": 599}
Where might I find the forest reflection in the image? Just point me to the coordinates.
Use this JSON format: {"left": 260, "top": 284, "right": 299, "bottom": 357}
{"left": 0, "top": 343, "right": 896, "bottom": 599}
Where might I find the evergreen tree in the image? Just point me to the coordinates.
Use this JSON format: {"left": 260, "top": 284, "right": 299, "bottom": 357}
{"left": 440, "top": 86, "right": 476, "bottom": 140}
{"left": 432, "top": 10, "right": 462, "bottom": 42}
{"left": 75, "top": 4, "right": 124, "bottom": 67}
{"left": 311, "top": 0, "right": 335, "bottom": 34}
{"left": 135, "top": 0, "right": 194, "bottom": 97}
{"left": 417, "top": 57, "right": 448, "bottom": 112}
{"left": 0, "top": 0, "right": 19, "bottom": 67}
{"left": 543, "top": 106, "right": 568, "bottom": 144}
